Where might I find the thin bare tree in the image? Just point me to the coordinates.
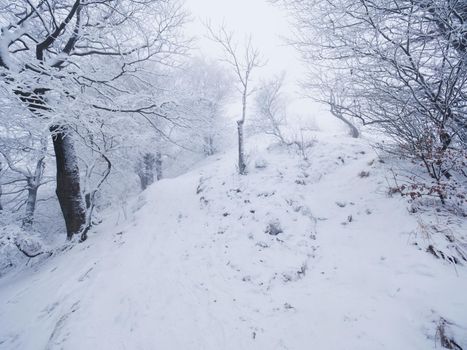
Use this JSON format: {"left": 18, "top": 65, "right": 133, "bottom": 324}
{"left": 207, "top": 23, "right": 264, "bottom": 175}
{"left": 254, "top": 73, "right": 289, "bottom": 143}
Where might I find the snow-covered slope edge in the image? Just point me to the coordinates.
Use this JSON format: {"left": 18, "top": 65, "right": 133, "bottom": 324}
{"left": 1, "top": 132, "right": 466, "bottom": 350}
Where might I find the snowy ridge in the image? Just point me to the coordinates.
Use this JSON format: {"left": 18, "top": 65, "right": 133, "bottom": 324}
{"left": 0, "top": 132, "right": 466, "bottom": 350}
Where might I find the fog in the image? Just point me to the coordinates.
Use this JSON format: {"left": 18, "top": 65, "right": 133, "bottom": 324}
{"left": 184, "top": 0, "right": 340, "bottom": 131}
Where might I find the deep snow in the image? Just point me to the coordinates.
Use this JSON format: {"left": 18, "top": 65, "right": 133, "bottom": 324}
{"left": 1, "top": 132, "right": 466, "bottom": 350}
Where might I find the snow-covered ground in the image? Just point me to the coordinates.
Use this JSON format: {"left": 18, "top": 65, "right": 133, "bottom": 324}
{"left": 1, "top": 132, "right": 466, "bottom": 350}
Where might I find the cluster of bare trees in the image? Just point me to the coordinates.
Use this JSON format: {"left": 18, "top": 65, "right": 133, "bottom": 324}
{"left": 278, "top": 0, "right": 466, "bottom": 205}
{"left": 0, "top": 1, "right": 247, "bottom": 245}
{"left": 0, "top": 0, "right": 189, "bottom": 240}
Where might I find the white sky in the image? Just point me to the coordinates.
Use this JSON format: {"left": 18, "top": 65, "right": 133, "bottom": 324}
{"left": 183, "top": 0, "right": 340, "bottom": 131}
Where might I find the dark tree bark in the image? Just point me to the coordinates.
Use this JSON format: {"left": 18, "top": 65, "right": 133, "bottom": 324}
{"left": 155, "top": 151, "right": 163, "bottom": 181}
{"left": 51, "top": 126, "right": 86, "bottom": 239}
{"left": 203, "top": 136, "right": 215, "bottom": 156}
{"left": 137, "top": 152, "right": 156, "bottom": 190}
{"left": 14, "top": 90, "right": 86, "bottom": 238}
{"left": 0, "top": 161, "right": 3, "bottom": 211}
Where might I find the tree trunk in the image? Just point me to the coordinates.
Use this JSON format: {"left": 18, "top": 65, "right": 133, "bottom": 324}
{"left": 330, "top": 105, "right": 359, "bottom": 138}
{"left": 51, "top": 126, "right": 86, "bottom": 239}
{"left": 137, "top": 152, "right": 156, "bottom": 190}
{"left": 22, "top": 141, "right": 46, "bottom": 229}
{"left": 237, "top": 120, "right": 246, "bottom": 175}
{"left": 237, "top": 86, "right": 248, "bottom": 175}
{"left": 0, "top": 161, "right": 3, "bottom": 211}
{"left": 22, "top": 186, "right": 38, "bottom": 228}
{"left": 343, "top": 118, "right": 359, "bottom": 138}
{"left": 203, "top": 136, "right": 215, "bottom": 156}
{"left": 155, "top": 151, "right": 163, "bottom": 181}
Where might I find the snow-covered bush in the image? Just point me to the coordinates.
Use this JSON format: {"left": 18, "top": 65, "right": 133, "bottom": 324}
{"left": 0, "top": 224, "right": 46, "bottom": 276}
{"left": 254, "top": 157, "right": 269, "bottom": 169}
{"left": 388, "top": 146, "right": 467, "bottom": 212}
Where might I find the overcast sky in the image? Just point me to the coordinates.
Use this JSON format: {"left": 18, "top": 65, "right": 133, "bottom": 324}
{"left": 183, "top": 0, "right": 339, "bottom": 130}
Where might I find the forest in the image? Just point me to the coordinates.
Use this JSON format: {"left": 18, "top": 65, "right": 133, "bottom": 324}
{"left": 0, "top": 0, "right": 466, "bottom": 349}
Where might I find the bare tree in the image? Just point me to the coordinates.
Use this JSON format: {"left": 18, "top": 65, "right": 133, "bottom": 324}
{"left": 207, "top": 23, "right": 264, "bottom": 175}
{"left": 304, "top": 72, "right": 359, "bottom": 138}
{"left": 327, "top": 90, "right": 359, "bottom": 139}
{"left": 253, "top": 73, "right": 288, "bottom": 143}
{"left": 0, "top": 134, "right": 48, "bottom": 228}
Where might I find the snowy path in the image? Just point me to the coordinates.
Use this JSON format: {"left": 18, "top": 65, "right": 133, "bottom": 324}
{"left": 1, "top": 134, "right": 466, "bottom": 349}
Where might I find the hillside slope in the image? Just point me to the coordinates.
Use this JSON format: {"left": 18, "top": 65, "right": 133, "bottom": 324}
{"left": 1, "top": 133, "right": 466, "bottom": 350}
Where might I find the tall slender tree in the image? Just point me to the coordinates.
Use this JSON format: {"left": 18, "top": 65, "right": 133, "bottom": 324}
{"left": 207, "top": 24, "right": 263, "bottom": 175}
